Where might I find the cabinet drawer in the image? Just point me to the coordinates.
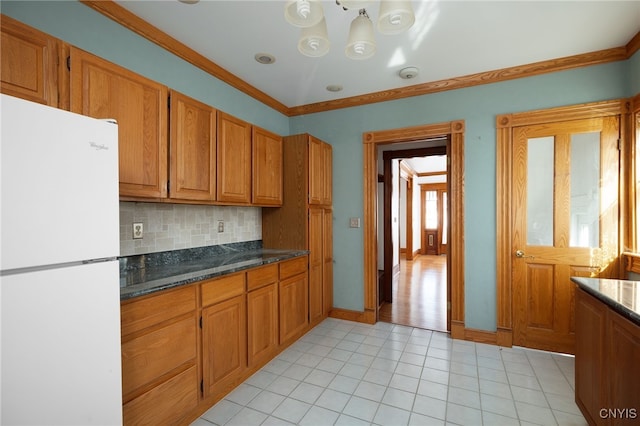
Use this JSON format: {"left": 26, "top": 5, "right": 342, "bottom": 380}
{"left": 201, "top": 273, "right": 245, "bottom": 307}
{"left": 123, "top": 364, "right": 198, "bottom": 426}
{"left": 121, "top": 286, "right": 197, "bottom": 336}
{"left": 247, "top": 264, "right": 278, "bottom": 291}
{"left": 279, "top": 256, "right": 307, "bottom": 280}
{"left": 121, "top": 315, "right": 197, "bottom": 398}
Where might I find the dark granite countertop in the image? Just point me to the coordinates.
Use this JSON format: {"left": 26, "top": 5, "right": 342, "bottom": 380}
{"left": 120, "top": 241, "right": 308, "bottom": 300}
{"left": 571, "top": 277, "right": 640, "bottom": 326}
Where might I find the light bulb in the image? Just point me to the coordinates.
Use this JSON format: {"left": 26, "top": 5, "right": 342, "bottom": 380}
{"left": 296, "top": 0, "right": 310, "bottom": 19}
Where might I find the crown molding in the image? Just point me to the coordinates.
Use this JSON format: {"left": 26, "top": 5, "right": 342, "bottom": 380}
{"left": 82, "top": 1, "right": 638, "bottom": 118}
{"left": 79, "top": 0, "right": 290, "bottom": 116}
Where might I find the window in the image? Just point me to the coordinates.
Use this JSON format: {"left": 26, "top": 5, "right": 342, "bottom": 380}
{"left": 425, "top": 191, "right": 438, "bottom": 229}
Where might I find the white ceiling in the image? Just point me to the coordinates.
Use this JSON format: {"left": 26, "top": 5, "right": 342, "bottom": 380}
{"left": 114, "top": 0, "right": 640, "bottom": 109}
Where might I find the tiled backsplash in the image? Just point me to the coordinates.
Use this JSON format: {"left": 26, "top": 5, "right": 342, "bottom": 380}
{"left": 119, "top": 202, "right": 262, "bottom": 256}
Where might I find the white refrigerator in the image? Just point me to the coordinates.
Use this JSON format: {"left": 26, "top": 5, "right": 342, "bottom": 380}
{"left": 0, "top": 94, "right": 123, "bottom": 425}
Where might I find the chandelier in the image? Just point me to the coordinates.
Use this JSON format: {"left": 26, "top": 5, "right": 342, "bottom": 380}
{"left": 284, "top": 0, "right": 415, "bottom": 59}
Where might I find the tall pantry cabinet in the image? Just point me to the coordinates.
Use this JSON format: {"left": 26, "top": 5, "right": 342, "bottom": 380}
{"left": 262, "top": 134, "right": 333, "bottom": 326}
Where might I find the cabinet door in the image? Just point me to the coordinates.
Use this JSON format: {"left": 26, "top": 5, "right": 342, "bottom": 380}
{"left": 69, "top": 47, "right": 168, "bottom": 199}
{"left": 1, "top": 16, "right": 60, "bottom": 107}
{"left": 575, "top": 289, "right": 608, "bottom": 425}
{"left": 308, "top": 136, "right": 324, "bottom": 205}
{"left": 202, "top": 295, "right": 247, "bottom": 397}
{"left": 323, "top": 208, "right": 333, "bottom": 317}
{"left": 279, "top": 272, "right": 308, "bottom": 345}
{"left": 252, "top": 126, "right": 283, "bottom": 206}
{"left": 247, "top": 283, "right": 279, "bottom": 368}
{"left": 308, "top": 208, "right": 324, "bottom": 326}
{"left": 169, "top": 90, "right": 216, "bottom": 201}
{"left": 608, "top": 311, "right": 640, "bottom": 423}
{"left": 217, "top": 112, "right": 251, "bottom": 203}
{"left": 322, "top": 142, "right": 333, "bottom": 206}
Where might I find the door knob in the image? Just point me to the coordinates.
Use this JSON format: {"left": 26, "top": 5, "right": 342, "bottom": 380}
{"left": 515, "top": 250, "right": 534, "bottom": 259}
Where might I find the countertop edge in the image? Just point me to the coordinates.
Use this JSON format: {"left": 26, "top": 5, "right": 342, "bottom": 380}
{"left": 120, "top": 250, "right": 308, "bottom": 301}
{"left": 571, "top": 277, "right": 640, "bottom": 326}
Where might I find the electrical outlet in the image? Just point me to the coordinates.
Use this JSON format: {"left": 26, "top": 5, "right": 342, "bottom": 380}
{"left": 349, "top": 217, "right": 361, "bottom": 228}
{"left": 132, "top": 222, "right": 143, "bottom": 239}
{"left": 217, "top": 221, "right": 224, "bottom": 233}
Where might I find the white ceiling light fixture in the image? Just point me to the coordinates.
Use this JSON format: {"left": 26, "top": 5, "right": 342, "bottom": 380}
{"left": 298, "top": 17, "right": 330, "bottom": 57}
{"left": 284, "top": 0, "right": 414, "bottom": 59}
{"left": 378, "top": 0, "right": 415, "bottom": 34}
{"left": 345, "top": 9, "right": 376, "bottom": 60}
{"left": 285, "top": 0, "right": 324, "bottom": 28}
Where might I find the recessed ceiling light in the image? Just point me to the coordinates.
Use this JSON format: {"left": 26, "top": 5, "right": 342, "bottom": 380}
{"left": 326, "top": 85, "right": 343, "bottom": 92}
{"left": 254, "top": 53, "right": 276, "bottom": 65}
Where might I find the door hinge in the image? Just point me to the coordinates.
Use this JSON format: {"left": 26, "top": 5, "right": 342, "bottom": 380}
{"left": 199, "top": 316, "right": 202, "bottom": 329}
{"left": 66, "top": 56, "right": 71, "bottom": 71}
{"left": 618, "top": 138, "right": 622, "bottom": 151}
{"left": 168, "top": 95, "right": 171, "bottom": 109}
{"left": 200, "top": 379, "right": 204, "bottom": 395}
{"left": 167, "top": 180, "right": 171, "bottom": 194}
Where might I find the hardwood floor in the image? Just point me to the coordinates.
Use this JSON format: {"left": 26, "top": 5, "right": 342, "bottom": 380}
{"left": 378, "top": 254, "right": 447, "bottom": 332}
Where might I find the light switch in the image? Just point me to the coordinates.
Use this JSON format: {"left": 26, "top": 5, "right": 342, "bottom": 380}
{"left": 349, "top": 217, "right": 361, "bottom": 228}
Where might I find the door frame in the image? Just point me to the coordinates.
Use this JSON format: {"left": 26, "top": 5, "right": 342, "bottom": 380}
{"left": 363, "top": 120, "right": 465, "bottom": 337}
{"left": 495, "top": 99, "right": 629, "bottom": 347}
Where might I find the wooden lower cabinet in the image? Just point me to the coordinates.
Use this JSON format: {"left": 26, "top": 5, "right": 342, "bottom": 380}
{"left": 247, "top": 264, "right": 279, "bottom": 368}
{"left": 123, "top": 366, "right": 198, "bottom": 426}
{"left": 120, "top": 286, "right": 198, "bottom": 426}
{"left": 120, "top": 255, "right": 309, "bottom": 425}
{"left": 279, "top": 257, "right": 309, "bottom": 345}
{"left": 575, "top": 288, "right": 640, "bottom": 425}
{"left": 575, "top": 288, "right": 608, "bottom": 426}
{"left": 202, "top": 294, "right": 247, "bottom": 397}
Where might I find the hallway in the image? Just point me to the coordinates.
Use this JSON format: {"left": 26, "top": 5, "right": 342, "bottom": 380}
{"left": 379, "top": 255, "right": 447, "bottom": 332}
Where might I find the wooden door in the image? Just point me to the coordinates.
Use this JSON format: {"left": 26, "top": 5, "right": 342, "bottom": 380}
{"left": 169, "top": 90, "right": 216, "bottom": 201}
{"left": 512, "top": 117, "right": 619, "bottom": 354}
{"left": 1, "top": 15, "right": 61, "bottom": 107}
{"left": 308, "top": 208, "right": 324, "bottom": 326}
{"left": 69, "top": 47, "right": 168, "bottom": 198}
{"left": 201, "top": 295, "right": 246, "bottom": 397}
{"left": 252, "top": 126, "right": 283, "bottom": 206}
{"left": 217, "top": 111, "right": 251, "bottom": 203}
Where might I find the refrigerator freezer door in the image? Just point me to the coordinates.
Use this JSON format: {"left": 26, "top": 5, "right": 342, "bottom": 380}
{"left": 0, "top": 94, "right": 119, "bottom": 270}
{"left": 1, "top": 261, "right": 122, "bottom": 425}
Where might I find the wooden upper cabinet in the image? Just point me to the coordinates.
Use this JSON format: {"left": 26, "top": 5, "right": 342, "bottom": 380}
{"left": 252, "top": 126, "right": 283, "bottom": 206}
{"left": 1, "top": 15, "right": 61, "bottom": 107}
{"left": 69, "top": 47, "right": 168, "bottom": 199}
{"left": 308, "top": 136, "right": 332, "bottom": 206}
{"left": 217, "top": 111, "right": 251, "bottom": 204}
{"left": 308, "top": 136, "right": 324, "bottom": 205}
{"left": 322, "top": 142, "right": 332, "bottom": 206}
{"left": 169, "top": 90, "right": 216, "bottom": 201}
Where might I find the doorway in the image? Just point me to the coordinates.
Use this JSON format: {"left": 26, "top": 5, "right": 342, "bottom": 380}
{"left": 362, "top": 120, "right": 466, "bottom": 338}
{"left": 377, "top": 148, "right": 449, "bottom": 332}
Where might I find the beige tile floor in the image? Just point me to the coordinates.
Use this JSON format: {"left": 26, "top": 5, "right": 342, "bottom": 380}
{"left": 191, "top": 318, "right": 586, "bottom": 426}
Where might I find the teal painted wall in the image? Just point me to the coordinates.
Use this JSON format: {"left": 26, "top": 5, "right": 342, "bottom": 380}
{"left": 0, "top": 1, "right": 289, "bottom": 135}
{"left": 3, "top": 1, "right": 637, "bottom": 331}
{"left": 630, "top": 50, "right": 640, "bottom": 94}
{"left": 291, "top": 63, "right": 631, "bottom": 330}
